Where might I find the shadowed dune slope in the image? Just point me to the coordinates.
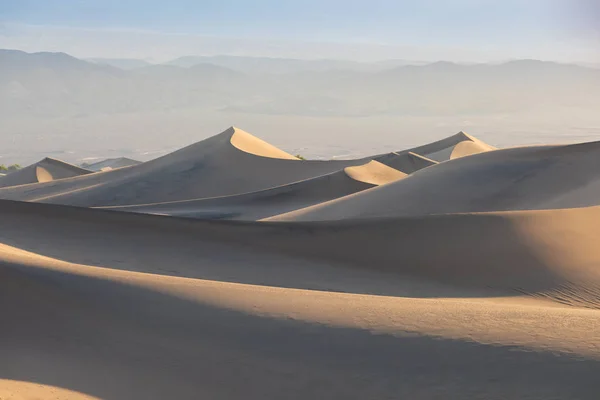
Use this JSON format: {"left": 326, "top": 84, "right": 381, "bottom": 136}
{"left": 374, "top": 151, "right": 438, "bottom": 174}
{"left": 0, "top": 127, "right": 371, "bottom": 207}
{"left": 271, "top": 141, "right": 600, "bottom": 221}
{"left": 100, "top": 160, "right": 405, "bottom": 220}
{"left": 0, "top": 158, "right": 92, "bottom": 189}
{"left": 85, "top": 157, "right": 142, "bottom": 172}
{"left": 1, "top": 200, "right": 599, "bottom": 399}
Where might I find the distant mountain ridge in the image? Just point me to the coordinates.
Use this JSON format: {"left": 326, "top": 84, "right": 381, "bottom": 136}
{"left": 1, "top": 49, "right": 599, "bottom": 118}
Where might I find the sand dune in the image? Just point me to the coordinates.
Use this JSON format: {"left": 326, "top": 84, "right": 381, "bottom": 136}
{"left": 373, "top": 151, "right": 438, "bottom": 173}
{"left": 2, "top": 126, "right": 600, "bottom": 399}
{"left": 100, "top": 160, "right": 405, "bottom": 220}
{"left": 270, "top": 141, "right": 600, "bottom": 221}
{"left": 408, "top": 131, "right": 495, "bottom": 162}
{"left": 0, "top": 127, "right": 372, "bottom": 207}
{"left": 84, "top": 157, "right": 141, "bottom": 172}
{"left": 0, "top": 199, "right": 599, "bottom": 399}
{"left": 0, "top": 157, "right": 92, "bottom": 189}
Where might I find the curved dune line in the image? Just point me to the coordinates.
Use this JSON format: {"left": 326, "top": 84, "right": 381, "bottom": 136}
{"left": 229, "top": 127, "right": 299, "bottom": 160}
{"left": 343, "top": 160, "right": 406, "bottom": 186}
{"left": 0, "top": 379, "right": 99, "bottom": 400}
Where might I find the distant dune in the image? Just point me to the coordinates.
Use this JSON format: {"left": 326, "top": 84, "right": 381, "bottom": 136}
{"left": 0, "top": 127, "right": 374, "bottom": 206}
{"left": 269, "top": 140, "right": 600, "bottom": 221}
{"left": 0, "top": 157, "right": 92, "bottom": 189}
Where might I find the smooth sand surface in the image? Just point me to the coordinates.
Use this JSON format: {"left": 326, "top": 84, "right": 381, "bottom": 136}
{"left": 0, "top": 158, "right": 92, "bottom": 189}
{"left": 1, "top": 200, "right": 599, "bottom": 399}
{"left": 99, "top": 160, "right": 405, "bottom": 220}
{"left": 271, "top": 140, "right": 600, "bottom": 221}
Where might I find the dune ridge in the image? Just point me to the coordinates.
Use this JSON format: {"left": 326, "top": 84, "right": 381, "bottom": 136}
{"left": 270, "top": 140, "right": 600, "bottom": 221}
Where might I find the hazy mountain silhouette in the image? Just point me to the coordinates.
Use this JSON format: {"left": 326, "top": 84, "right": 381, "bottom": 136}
{"left": 87, "top": 58, "right": 154, "bottom": 70}
{"left": 1, "top": 49, "right": 599, "bottom": 118}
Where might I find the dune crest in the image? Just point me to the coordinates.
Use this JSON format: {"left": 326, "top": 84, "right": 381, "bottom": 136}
{"left": 229, "top": 126, "right": 299, "bottom": 160}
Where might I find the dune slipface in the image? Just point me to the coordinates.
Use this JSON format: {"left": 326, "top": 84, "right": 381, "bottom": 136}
{"left": 0, "top": 158, "right": 92, "bottom": 189}
{"left": 0, "top": 127, "right": 373, "bottom": 207}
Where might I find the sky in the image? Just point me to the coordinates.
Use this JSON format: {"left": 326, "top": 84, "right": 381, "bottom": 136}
{"left": 0, "top": 0, "right": 599, "bottom": 62}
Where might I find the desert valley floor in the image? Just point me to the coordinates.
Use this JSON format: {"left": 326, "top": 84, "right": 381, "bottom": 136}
{"left": 1, "top": 127, "right": 599, "bottom": 399}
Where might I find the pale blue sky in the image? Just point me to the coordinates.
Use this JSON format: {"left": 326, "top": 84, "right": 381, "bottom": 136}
{"left": 0, "top": 0, "right": 598, "bottom": 62}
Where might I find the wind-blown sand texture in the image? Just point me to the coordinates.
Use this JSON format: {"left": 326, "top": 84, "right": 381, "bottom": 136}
{"left": 0, "top": 127, "right": 598, "bottom": 399}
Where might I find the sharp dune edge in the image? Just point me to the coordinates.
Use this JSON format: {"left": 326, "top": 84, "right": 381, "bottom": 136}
{"left": 1, "top": 127, "right": 599, "bottom": 399}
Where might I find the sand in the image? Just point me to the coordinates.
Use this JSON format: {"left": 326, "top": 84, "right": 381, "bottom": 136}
{"left": 0, "top": 127, "right": 378, "bottom": 206}
{"left": 99, "top": 160, "right": 404, "bottom": 220}
{"left": 0, "top": 157, "right": 92, "bottom": 189}
{"left": 84, "top": 157, "right": 142, "bottom": 172}
{"left": 1, "top": 127, "right": 599, "bottom": 399}
{"left": 270, "top": 140, "right": 600, "bottom": 221}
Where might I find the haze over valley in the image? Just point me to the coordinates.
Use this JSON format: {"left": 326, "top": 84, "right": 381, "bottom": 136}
{"left": 2, "top": 49, "right": 600, "bottom": 166}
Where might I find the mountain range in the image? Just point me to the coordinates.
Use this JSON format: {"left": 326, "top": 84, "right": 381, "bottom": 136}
{"left": 2, "top": 49, "right": 600, "bottom": 119}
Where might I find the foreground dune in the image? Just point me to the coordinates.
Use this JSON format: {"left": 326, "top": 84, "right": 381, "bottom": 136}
{"left": 101, "top": 160, "right": 405, "bottom": 220}
{"left": 271, "top": 140, "right": 600, "bottom": 221}
{"left": 0, "top": 199, "right": 599, "bottom": 399}
{"left": 0, "top": 157, "right": 92, "bottom": 189}
{"left": 0, "top": 127, "right": 375, "bottom": 206}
